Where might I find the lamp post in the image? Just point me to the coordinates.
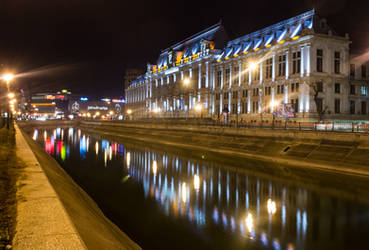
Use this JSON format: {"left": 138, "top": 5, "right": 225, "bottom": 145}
{"left": 3, "top": 74, "right": 14, "bottom": 129}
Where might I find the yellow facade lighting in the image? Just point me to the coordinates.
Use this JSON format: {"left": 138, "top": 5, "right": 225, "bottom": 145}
{"left": 292, "top": 36, "right": 300, "bottom": 40}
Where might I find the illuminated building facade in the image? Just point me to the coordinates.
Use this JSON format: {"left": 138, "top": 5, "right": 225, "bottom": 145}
{"left": 126, "top": 10, "right": 369, "bottom": 121}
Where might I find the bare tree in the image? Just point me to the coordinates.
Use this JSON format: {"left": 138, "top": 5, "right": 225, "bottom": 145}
{"left": 311, "top": 82, "right": 328, "bottom": 122}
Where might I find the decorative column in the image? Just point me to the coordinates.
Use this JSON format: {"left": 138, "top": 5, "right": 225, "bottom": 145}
{"left": 220, "top": 94, "right": 223, "bottom": 114}
{"left": 228, "top": 92, "right": 232, "bottom": 113}
{"left": 198, "top": 64, "right": 202, "bottom": 89}
{"left": 249, "top": 63, "right": 252, "bottom": 85}
{"left": 258, "top": 88, "right": 262, "bottom": 113}
{"left": 247, "top": 91, "right": 251, "bottom": 113}
{"left": 272, "top": 54, "right": 276, "bottom": 82}
{"left": 300, "top": 46, "right": 304, "bottom": 78}
{"left": 205, "top": 62, "right": 209, "bottom": 88}
{"left": 306, "top": 45, "right": 311, "bottom": 76}
{"left": 284, "top": 85, "right": 288, "bottom": 104}
{"left": 238, "top": 62, "right": 242, "bottom": 87}
{"left": 221, "top": 67, "right": 224, "bottom": 89}
{"left": 259, "top": 61, "right": 263, "bottom": 85}
{"left": 285, "top": 50, "right": 289, "bottom": 80}
{"left": 229, "top": 66, "right": 232, "bottom": 89}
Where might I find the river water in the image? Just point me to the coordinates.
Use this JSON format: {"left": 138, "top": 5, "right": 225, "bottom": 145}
{"left": 30, "top": 126, "right": 369, "bottom": 250}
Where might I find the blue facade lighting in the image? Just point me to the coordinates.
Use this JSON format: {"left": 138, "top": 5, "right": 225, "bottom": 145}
{"left": 80, "top": 97, "right": 88, "bottom": 101}
{"left": 290, "top": 23, "right": 302, "bottom": 38}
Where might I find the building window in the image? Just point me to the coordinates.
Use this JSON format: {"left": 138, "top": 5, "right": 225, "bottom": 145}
{"left": 362, "top": 65, "right": 367, "bottom": 79}
{"left": 278, "top": 55, "right": 286, "bottom": 76}
{"left": 265, "top": 58, "right": 273, "bottom": 79}
{"left": 335, "top": 83, "right": 340, "bottom": 93}
{"left": 334, "top": 99, "right": 340, "bottom": 114}
{"left": 350, "top": 85, "right": 356, "bottom": 95}
{"left": 316, "top": 98, "right": 323, "bottom": 113}
{"left": 277, "top": 85, "right": 280, "bottom": 94}
{"left": 362, "top": 101, "right": 367, "bottom": 114}
{"left": 334, "top": 51, "right": 340, "bottom": 74}
{"left": 216, "top": 93, "right": 220, "bottom": 100}
{"left": 296, "top": 83, "right": 299, "bottom": 92}
{"left": 224, "top": 92, "right": 229, "bottom": 99}
{"left": 233, "top": 67, "right": 239, "bottom": 85}
{"left": 225, "top": 69, "right": 230, "bottom": 87}
{"left": 216, "top": 71, "right": 221, "bottom": 87}
{"left": 252, "top": 101, "right": 258, "bottom": 113}
{"left": 281, "top": 85, "right": 284, "bottom": 94}
{"left": 361, "top": 86, "right": 367, "bottom": 96}
{"left": 291, "top": 99, "right": 299, "bottom": 113}
{"left": 232, "top": 103, "right": 237, "bottom": 114}
{"left": 232, "top": 91, "right": 238, "bottom": 99}
{"left": 317, "top": 49, "right": 323, "bottom": 72}
{"left": 350, "top": 64, "right": 355, "bottom": 78}
{"left": 350, "top": 101, "right": 355, "bottom": 114}
{"left": 317, "top": 82, "right": 323, "bottom": 92}
{"left": 292, "top": 51, "right": 301, "bottom": 74}
{"left": 291, "top": 83, "right": 295, "bottom": 93}
{"left": 242, "top": 90, "right": 248, "bottom": 98}
{"left": 243, "top": 102, "right": 248, "bottom": 114}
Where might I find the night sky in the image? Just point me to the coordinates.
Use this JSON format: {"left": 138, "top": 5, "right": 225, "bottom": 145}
{"left": 0, "top": 0, "right": 368, "bottom": 98}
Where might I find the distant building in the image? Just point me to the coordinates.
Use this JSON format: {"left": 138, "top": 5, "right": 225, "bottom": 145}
{"left": 126, "top": 9, "right": 369, "bottom": 122}
{"left": 29, "top": 90, "right": 125, "bottom": 119}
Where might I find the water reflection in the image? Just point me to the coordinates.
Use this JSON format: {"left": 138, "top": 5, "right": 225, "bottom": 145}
{"left": 32, "top": 127, "right": 369, "bottom": 250}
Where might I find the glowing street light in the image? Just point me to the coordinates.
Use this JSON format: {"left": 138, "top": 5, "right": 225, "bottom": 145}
{"left": 183, "top": 78, "right": 190, "bottom": 86}
{"left": 126, "top": 109, "right": 132, "bottom": 115}
{"left": 8, "top": 92, "right": 15, "bottom": 99}
{"left": 3, "top": 74, "right": 14, "bottom": 84}
{"left": 267, "top": 199, "right": 277, "bottom": 214}
{"left": 195, "top": 103, "right": 202, "bottom": 112}
{"left": 109, "top": 111, "right": 114, "bottom": 115}
{"left": 249, "top": 62, "right": 257, "bottom": 71}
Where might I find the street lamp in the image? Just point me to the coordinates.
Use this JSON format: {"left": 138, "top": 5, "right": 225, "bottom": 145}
{"left": 8, "top": 92, "right": 15, "bottom": 99}
{"left": 183, "top": 78, "right": 190, "bottom": 86}
{"left": 126, "top": 109, "right": 132, "bottom": 115}
{"left": 3, "top": 74, "right": 14, "bottom": 85}
{"left": 195, "top": 103, "right": 202, "bottom": 118}
{"left": 249, "top": 62, "right": 257, "bottom": 71}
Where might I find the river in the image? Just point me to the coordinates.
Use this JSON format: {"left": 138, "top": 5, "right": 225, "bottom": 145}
{"left": 30, "top": 126, "right": 369, "bottom": 250}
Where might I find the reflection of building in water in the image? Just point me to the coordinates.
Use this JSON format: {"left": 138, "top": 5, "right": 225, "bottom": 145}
{"left": 34, "top": 128, "right": 368, "bottom": 249}
{"left": 123, "top": 148, "right": 363, "bottom": 250}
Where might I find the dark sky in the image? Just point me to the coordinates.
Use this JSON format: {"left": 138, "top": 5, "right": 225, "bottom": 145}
{"left": 0, "top": 0, "right": 368, "bottom": 97}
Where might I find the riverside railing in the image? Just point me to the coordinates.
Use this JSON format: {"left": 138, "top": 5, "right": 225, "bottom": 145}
{"left": 87, "top": 118, "right": 369, "bottom": 133}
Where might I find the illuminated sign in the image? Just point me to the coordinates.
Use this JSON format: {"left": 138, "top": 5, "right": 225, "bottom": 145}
{"left": 57, "top": 95, "right": 65, "bottom": 99}
{"left": 101, "top": 98, "right": 111, "bottom": 102}
{"left": 61, "top": 89, "right": 68, "bottom": 93}
{"left": 112, "top": 99, "right": 126, "bottom": 103}
{"left": 80, "top": 97, "right": 88, "bottom": 101}
{"left": 87, "top": 106, "right": 108, "bottom": 111}
{"left": 46, "top": 95, "right": 56, "bottom": 100}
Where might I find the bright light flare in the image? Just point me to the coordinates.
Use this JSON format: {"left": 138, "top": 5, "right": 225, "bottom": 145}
{"left": 245, "top": 213, "right": 253, "bottom": 232}
{"left": 194, "top": 174, "right": 200, "bottom": 191}
{"left": 3, "top": 74, "right": 14, "bottom": 83}
{"left": 183, "top": 78, "right": 190, "bottom": 85}
{"left": 249, "top": 62, "right": 257, "bottom": 71}
{"left": 195, "top": 103, "right": 202, "bottom": 112}
{"left": 126, "top": 109, "right": 132, "bottom": 115}
{"left": 267, "top": 199, "right": 277, "bottom": 214}
{"left": 8, "top": 93, "right": 15, "bottom": 99}
{"left": 152, "top": 160, "right": 158, "bottom": 175}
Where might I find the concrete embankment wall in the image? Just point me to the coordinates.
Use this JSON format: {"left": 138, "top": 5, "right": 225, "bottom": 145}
{"left": 79, "top": 120, "right": 369, "bottom": 177}
{"left": 15, "top": 122, "right": 141, "bottom": 250}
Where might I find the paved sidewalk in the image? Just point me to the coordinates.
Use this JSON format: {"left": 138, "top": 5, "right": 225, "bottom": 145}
{"left": 12, "top": 124, "right": 86, "bottom": 249}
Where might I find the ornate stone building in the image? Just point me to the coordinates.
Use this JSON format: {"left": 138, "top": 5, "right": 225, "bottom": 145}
{"left": 126, "top": 10, "right": 369, "bottom": 121}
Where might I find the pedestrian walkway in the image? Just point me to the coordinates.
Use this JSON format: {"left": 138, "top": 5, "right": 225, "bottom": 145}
{"left": 12, "top": 124, "right": 86, "bottom": 249}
